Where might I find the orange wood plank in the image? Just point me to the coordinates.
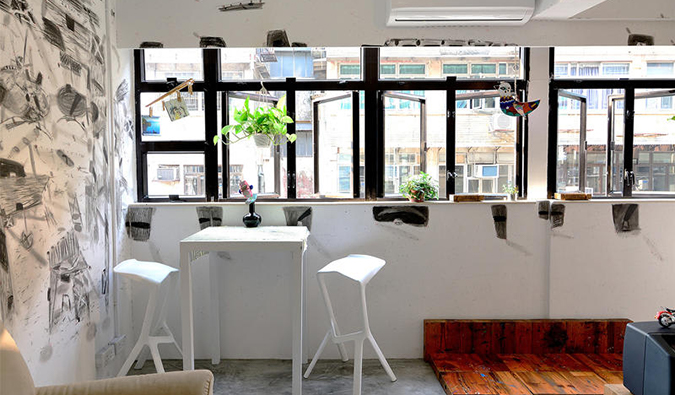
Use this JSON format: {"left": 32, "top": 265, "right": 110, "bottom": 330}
{"left": 515, "top": 371, "right": 573, "bottom": 394}
{"left": 558, "top": 371, "right": 606, "bottom": 394}
{"left": 440, "top": 372, "right": 497, "bottom": 395}
{"left": 566, "top": 321, "right": 596, "bottom": 354}
{"left": 491, "top": 371, "right": 533, "bottom": 395}
{"left": 471, "top": 321, "right": 491, "bottom": 354}
{"left": 596, "top": 322, "right": 611, "bottom": 354}
{"left": 594, "top": 370, "right": 623, "bottom": 384}
{"left": 425, "top": 320, "right": 444, "bottom": 361}
{"left": 612, "top": 322, "right": 628, "bottom": 354}
{"left": 492, "top": 322, "right": 517, "bottom": 354}
{"left": 446, "top": 321, "right": 461, "bottom": 353}
{"left": 500, "top": 354, "right": 541, "bottom": 372}
{"left": 515, "top": 322, "right": 533, "bottom": 354}
{"left": 539, "top": 354, "right": 593, "bottom": 372}
{"left": 572, "top": 354, "right": 623, "bottom": 373}
{"left": 459, "top": 322, "right": 473, "bottom": 353}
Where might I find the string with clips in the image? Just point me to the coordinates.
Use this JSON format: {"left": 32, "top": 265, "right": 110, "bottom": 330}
{"left": 144, "top": 78, "right": 195, "bottom": 116}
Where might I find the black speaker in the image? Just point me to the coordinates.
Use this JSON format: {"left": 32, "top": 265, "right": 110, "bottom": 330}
{"left": 623, "top": 321, "right": 675, "bottom": 395}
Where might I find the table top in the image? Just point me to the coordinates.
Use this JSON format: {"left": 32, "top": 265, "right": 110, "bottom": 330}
{"left": 181, "top": 226, "right": 310, "bottom": 244}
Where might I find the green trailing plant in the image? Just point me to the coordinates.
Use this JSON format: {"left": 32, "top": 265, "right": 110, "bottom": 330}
{"left": 213, "top": 95, "right": 296, "bottom": 146}
{"left": 399, "top": 172, "right": 439, "bottom": 202}
{"left": 669, "top": 115, "right": 675, "bottom": 121}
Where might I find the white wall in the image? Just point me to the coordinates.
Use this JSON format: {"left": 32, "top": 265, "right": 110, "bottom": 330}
{"left": 116, "top": 0, "right": 675, "bottom": 48}
{"left": 123, "top": 200, "right": 675, "bottom": 360}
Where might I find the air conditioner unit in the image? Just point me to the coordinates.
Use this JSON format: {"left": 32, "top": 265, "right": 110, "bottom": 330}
{"left": 475, "top": 164, "right": 499, "bottom": 178}
{"left": 386, "top": 0, "right": 535, "bottom": 27}
{"left": 157, "top": 166, "right": 180, "bottom": 181}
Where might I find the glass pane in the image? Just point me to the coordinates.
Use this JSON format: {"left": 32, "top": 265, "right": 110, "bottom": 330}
{"left": 384, "top": 91, "right": 445, "bottom": 197}
{"left": 144, "top": 49, "right": 203, "bottom": 81}
{"left": 633, "top": 89, "right": 675, "bottom": 193}
{"left": 455, "top": 91, "right": 516, "bottom": 195}
{"left": 610, "top": 98, "right": 625, "bottom": 194}
{"left": 294, "top": 91, "right": 355, "bottom": 198}
{"left": 380, "top": 64, "right": 396, "bottom": 75}
{"left": 224, "top": 92, "right": 287, "bottom": 198}
{"left": 557, "top": 92, "right": 581, "bottom": 193}
{"left": 554, "top": 47, "right": 675, "bottom": 79}
{"left": 380, "top": 47, "right": 522, "bottom": 80}
{"left": 140, "top": 92, "right": 205, "bottom": 141}
{"left": 147, "top": 153, "right": 205, "bottom": 197}
{"left": 220, "top": 48, "right": 361, "bottom": 80}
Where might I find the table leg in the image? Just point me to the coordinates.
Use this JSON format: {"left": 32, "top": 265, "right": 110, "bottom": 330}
{"left": 291, "top": 247, "right": 304, "bottom": 395}
{"left": 209, "top": 253, "right": 221, "bottom": 365}
{"left": 180, "top": 245, "right": 195, "bottom": 371}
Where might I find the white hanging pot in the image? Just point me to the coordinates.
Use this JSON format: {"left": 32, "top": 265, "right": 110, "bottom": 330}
{"left": 253, "top": 134, "right": 272, "bottom": 148}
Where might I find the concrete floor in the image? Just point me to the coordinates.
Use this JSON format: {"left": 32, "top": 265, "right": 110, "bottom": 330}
{"left": 129, "top": 359, "right": 446, "bottom": 395}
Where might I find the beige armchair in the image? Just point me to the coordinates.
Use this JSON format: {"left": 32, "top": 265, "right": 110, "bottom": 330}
{"left": 1, "top": 322, "right": 213, "bottom": 395}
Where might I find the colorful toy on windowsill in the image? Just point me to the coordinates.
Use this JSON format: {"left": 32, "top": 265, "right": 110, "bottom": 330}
{"left": 655, "top": 307, "right": 675, "bottom": 328}
{"left": 238, "top": 180, "right": 257, "bottom": 204}
{"left": 498, "top": 81, "right": 540, "bottom": 117}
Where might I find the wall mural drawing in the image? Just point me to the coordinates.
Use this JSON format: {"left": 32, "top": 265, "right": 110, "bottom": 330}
{"left": 0, "top": 0, "right": 116, "bottom": 378}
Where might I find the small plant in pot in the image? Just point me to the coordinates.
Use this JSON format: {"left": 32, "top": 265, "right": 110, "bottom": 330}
{"left": 399, "top": 172, "right": 439, "bottom": 202}
{"left": 213, "top": 95, "right": 295, "bottom": 148}
{"left": 502, "top": 183, "right": 519, "bottom": 201}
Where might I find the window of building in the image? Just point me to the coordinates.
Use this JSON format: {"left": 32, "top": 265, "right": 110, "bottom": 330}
{"left": 647, "top": 63, "right": 674, "bottom": 76}
{"left": 339, "top": 64, "right": 360, "bottom": 76}
{"left": 443, "top": 64, "right": 468, "bottom": 75}
{"left": 471, "top": 64, "right": 497, "bottom": 75}
{"left": 380, "top": 64, "right": 396, "bottom": 75}
{"left": 398, "top": 64, "right": 426, "bottom": 75}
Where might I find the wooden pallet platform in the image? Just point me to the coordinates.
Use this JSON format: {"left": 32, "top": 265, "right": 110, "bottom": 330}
{"left": 425, "top": 319, "right": 630, "bottom": 395}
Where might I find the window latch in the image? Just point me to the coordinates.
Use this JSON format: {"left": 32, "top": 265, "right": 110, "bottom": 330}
{"left": 624, "top": 169, "right": 635, "bottom": 188}
{"left": 446, "top": 171, "right": 458, "bottom": 181}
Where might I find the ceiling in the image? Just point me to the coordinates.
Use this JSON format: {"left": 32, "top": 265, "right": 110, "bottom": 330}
{"left": 532, "top": 0, "right": 675, "bottom": 20}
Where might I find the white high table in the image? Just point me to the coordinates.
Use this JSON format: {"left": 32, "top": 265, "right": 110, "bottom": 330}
{"left": 180, "top": 226, "right": 310, "bottom": 395}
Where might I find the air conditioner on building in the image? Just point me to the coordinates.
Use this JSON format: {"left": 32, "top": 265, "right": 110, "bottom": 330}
{"left": 157, "top": 167, "right": 180, "bottom": 181}
{"left": 474, "top": 164, "right": 499, "bottom": 178}
{"left": 386, "top": 0, "right": 535, "bottom": 27}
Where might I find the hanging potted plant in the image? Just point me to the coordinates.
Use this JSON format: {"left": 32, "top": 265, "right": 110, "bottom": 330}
{"left": 213, "top": 95, "right": 296, "bottom": 148}
{"left": 399, "top": 172, "right": 439, "bottom": 202}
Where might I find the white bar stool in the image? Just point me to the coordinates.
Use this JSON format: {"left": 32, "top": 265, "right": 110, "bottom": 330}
{"left": 304, "top": 254, "right": 396, "bottom": 395}
{"left": 115, "top": 259, "right": 181, "bottom": 376}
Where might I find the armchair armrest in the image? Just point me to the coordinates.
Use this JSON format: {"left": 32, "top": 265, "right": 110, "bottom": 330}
{"left": 36, "top": 370, "right": 213, "bottom": 395}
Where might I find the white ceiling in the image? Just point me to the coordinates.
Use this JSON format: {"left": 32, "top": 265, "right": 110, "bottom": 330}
{"left": 532, "top": 0, "right": 675, "bottom": 20}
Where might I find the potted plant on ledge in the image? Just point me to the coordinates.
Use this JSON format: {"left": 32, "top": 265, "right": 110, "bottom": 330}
{"left": 213, "top": 95, "right": 296, "bottom": 148}
{"left": 399, "top": 172, "right": 439, "bottom": 202}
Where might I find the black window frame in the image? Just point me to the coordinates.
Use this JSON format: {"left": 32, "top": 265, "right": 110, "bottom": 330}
{"left": 135, "top": 47, "right": 530, "bottom": 202}
{"left": 547, "top": 47, "right": 675, "bottom": 199}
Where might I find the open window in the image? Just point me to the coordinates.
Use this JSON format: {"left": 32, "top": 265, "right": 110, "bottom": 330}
{"left": 219, "top": 91, "right": 286, "bottom": 199}
{"left": 308, "top": 91, "right": 361, "bottom": 198}
{"left": 382, "top": 91, "right": 427, "bottom": 196}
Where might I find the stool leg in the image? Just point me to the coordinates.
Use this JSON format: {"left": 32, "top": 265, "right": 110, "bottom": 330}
{"left": 368, "top": 334, "right": 397, "bottom": 382}
{"left": 117, "top": 285, "right": 159, "bottom": 377}
{"left": 353, "top": 339, "right": 364, "bottom": 395}
{"left": 134, "top": 347, "right": 149, "bottom": 370}
{"left": 162, "top": 322, "right": 183, "bottom": 357}
{"left": 149, "top": 340, "right": 165, "bottom": 374}
{"left": 304, "top": 330, "right": 330, "bottom": 378}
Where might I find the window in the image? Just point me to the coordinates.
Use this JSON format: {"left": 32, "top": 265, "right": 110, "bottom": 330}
{"left": 443, "top": 64, "right": 468, "bottom": 75}
{"left": 339, "top": 64, "right": 360, "bottom": 76}
{"left": 380, "top": 64, "right": 396, "bottom": 75}
{"left": 647, "top": 63, "right": 674, "bottom": 76}
{"left": 135, "top": 47, "right": 526, "bottom": 201}
{"left": 398, "top": 64, "right": 426, "bottom": 75}
{"left": 471, "top": 64, "right": 497, "bottom": 75}
{"left": 550, "top": 47, "right": 675, "bottom": 198}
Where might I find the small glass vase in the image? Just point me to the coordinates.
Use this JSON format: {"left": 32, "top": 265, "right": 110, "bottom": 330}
{"left": 243, "top": 202, "right": 262, "bottom": 227}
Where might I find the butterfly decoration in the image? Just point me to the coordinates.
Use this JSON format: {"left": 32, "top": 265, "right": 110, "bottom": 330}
{"left": 239, "top": 180, "right": 257, "bottom": 204}
{"left": 497, "top": 82, "right": 540, "bottom": 117}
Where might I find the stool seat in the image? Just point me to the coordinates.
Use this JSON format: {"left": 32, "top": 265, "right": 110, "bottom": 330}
{"left": 317, "top": 254, "right": 385, "bottom": 284}
{"left": 114, "top": 259, "right": 177, "bottom": 285}
{"left": 304, "top": 254, "right": 396, "bottom": 395}
{"left": 115, "top": 259, "right": 181, "bottom": 377}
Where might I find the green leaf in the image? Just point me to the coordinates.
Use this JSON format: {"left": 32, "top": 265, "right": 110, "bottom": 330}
{"left": 276, "top": 95, "right": 287, "bottom": 110}
{"left": 288, "top": 134, "right": 297, "bottom": 143}
{"left": 281, "top": 116, "right": 294, "bottom": 124}
{"left": 213, "top": 135, "right": 220, "bottom": 145}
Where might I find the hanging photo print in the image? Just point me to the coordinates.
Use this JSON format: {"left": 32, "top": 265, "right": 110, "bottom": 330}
{"left": 141, "top": 115, "right": 160, "bottom": 135}
{"left": 164, "top": 98, "right": 189, "bottom": 122}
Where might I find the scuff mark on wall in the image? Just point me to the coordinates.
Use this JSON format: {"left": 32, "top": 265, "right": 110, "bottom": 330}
{"left": 491, "top": 205, "right": 507, "bottom": 240}
{"left": 196, "top": 206, "right": 222, "bottom": 229}
{"left": 125, "top": 207, "right": 155, "bottom": 242}
{"left": 372, "top": 206, "right": 429, "bottom": 227}
{"left": 612, "top": 203, "right": 639, "bottom": 233}
{"left": 550, "top": 203, "right": 565, "bottom": 228}
{"left": 283, "top": 206, "right": 312, "bottom": 230}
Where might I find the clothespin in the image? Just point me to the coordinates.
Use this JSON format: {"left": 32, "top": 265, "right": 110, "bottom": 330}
{"left": 162, "top": 101, "right": 165, "bottom": 111}
{"left": 177, "top": 91, "right": 182, "bottom": 102}
{"left": 188, "top": 82, "right": 193, "bottom": 95}
{"left": 149, "top": 106, "right": 153, "bottom": 117}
